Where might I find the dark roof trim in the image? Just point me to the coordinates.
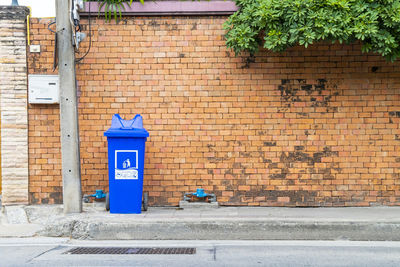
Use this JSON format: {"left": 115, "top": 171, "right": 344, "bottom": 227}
{"left": 0, "top": 6, "right": 30, "bottom": 20}
{"left": 80, "top": 1, "right": 238, "bottom": 16}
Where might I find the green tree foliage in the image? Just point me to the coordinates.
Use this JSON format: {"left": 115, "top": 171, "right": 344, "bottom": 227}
{"left": 224, "top": 0, "right": 400, "bottom": 61}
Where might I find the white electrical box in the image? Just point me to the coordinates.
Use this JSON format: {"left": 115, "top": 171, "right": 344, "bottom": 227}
{"left": 30, "top": 44, "right": 41, "bottom": 53}
{"left": 28, "top": 75, "right": 60, "bottom": 104}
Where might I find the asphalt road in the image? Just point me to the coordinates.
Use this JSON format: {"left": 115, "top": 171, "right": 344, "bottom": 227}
{"left": 2, "top": 238, "right": 400, "bottom": 266}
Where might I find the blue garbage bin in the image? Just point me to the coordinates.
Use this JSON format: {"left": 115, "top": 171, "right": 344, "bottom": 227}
{"left": 104, "top": 114, "right": 149, "bottom": 214}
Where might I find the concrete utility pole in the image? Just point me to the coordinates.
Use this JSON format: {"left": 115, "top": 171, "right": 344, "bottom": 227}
{"left": 56, "top": 0, "right": 82, "bottom": 213}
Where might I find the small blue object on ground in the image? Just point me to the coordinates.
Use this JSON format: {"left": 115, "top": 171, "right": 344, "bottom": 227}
{"left": 183, "top": 188, "right": 217, "bottom": 203}
{"left": 104, "top": 114, "right": 149, "bottom": 214}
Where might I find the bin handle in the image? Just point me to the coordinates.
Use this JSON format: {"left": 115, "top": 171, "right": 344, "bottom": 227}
{"left": 111, "top": 114, "right": 144, "bottom": 130}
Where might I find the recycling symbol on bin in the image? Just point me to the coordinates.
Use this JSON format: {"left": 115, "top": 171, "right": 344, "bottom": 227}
{"left": 115, "top": 150, "right": 138, "bottom": 180}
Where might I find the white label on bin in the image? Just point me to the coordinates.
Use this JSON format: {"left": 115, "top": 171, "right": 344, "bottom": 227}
{"left": 115, "top": 150, "right": 139, "bottom": 180}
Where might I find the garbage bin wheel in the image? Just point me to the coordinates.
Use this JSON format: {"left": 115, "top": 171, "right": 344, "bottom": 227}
{"left": 105, "top": 193, "right": 110, "bottom": 211}
{"left": 142, "top": 192, "right": 148, "bottom": 211}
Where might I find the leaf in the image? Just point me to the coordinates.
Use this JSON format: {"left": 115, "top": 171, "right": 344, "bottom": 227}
{"left": 118, "top": 3, "right": 122, "bottom": 19}
{"left": 113, "top": 4, "right": 117, "bottom": 22}
{"left": 99, "top": 1, "right": 106, "bottom": 18}
{"left": 104, "top": 2, "right": 109, "bottom": 21}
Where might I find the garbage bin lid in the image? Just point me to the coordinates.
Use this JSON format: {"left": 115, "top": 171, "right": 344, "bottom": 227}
{"left": 104, "top": 114, "right": 149, "bottom": 138}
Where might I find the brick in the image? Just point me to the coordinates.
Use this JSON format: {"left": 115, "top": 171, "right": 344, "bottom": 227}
{"left": 25, "top": 16, "right": 400, "bottom": 207}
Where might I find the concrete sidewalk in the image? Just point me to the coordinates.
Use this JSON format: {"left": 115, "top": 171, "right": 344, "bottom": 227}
{"left": 1, "top": 204, "right": 400, "bottom": 241}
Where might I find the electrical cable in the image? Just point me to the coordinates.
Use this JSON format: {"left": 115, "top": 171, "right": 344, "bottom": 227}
{"left": 48, "top": 21, "right": 56, "bottom": 33}
{"left": 48, "top": 19, "right": 58, "bottom": 71}
{"left": 75, "top": 2, "right": 91, "bottom": 63}
{"left": 69, "top": 0, "right": 77, "bottom": 47}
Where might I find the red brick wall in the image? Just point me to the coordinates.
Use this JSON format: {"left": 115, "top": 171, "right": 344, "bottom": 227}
{"left": 28, "top": 16, "right": 400, "bottom": 206}
{"left": 28, "top": 18, "right": 62, "bottom": 204}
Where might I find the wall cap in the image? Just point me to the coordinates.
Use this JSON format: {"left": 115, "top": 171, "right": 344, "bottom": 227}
{"left": 0, "top": 6, "right": 30, "bottom": 20}
{"left": 81, "top": 1, "right": 238, "bottom": 16}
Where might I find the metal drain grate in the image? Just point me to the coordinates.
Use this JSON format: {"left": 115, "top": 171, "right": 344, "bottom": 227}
{"left": 64, "top": 247, "right": 196, "bottom": 255}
